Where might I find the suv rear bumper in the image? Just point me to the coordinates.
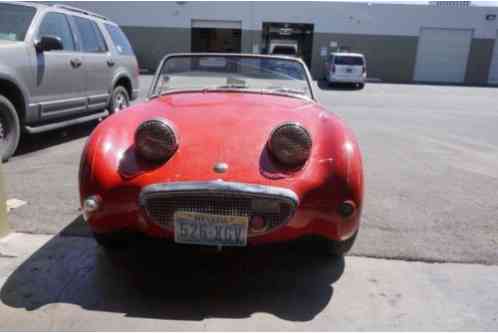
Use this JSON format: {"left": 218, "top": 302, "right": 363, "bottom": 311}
{"left": 328, "top": 74, "right": 366, "bottom": 84}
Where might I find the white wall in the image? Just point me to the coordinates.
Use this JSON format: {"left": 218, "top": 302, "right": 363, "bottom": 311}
{"left": 55, "top": 1, "right": 498, "bottom": 38}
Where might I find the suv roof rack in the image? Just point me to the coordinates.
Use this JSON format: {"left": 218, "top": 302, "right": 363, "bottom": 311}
{"left": 52, "top": 4, "right": 108, "bottom": 21}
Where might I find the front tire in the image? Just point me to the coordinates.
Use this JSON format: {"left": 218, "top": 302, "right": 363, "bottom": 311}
{"left": 0, "top": 95, "right": 21, "bottom": 162}
{"left": 314, "top": 231, "right": 358, "bottom": 257}
{"left": 357, "top": 83, "right": 365, "bottom": 90}
{"left": 108, "top": 86, "right": 130, "bottom": 115}
{"left": 93, "top": 232, "right": 129, "bottom": 250}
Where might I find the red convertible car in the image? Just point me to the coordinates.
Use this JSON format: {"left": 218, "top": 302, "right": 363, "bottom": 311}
{"left": 79, "top": 53, "right": 363, "bottom": 256}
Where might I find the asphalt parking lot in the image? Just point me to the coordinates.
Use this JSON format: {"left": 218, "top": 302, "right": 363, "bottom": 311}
{"left": 4, "top": 76, "right": 498, "bottom": 264}
{"left": 1, "top": 77, "right": 498, "bottom": 330}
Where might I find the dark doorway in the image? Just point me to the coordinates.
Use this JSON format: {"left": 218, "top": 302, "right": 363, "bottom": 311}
{"left": 262, "top": 22, "right": 314, "bottom": 68}
{"left": 191, "top": 23, "right": 241, "bottom": 53}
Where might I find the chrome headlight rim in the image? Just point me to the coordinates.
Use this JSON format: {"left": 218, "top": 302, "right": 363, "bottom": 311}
{"left": 268, "top": 122, "right": 313, "bottom": 168}
{"left": 135, "top": 118, "right": 179, "bottom": 163}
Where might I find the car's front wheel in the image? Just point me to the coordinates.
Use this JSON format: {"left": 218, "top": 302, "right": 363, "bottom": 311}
{"left": 314, "top": 231, "right": 358, "bottom": 257}
{"left": 0, "top": 95, "right": 21, "bottom": 162}
{"left": 108, "top": 86, "right": 130, "bottom": 115}
{"left": 93, "top": 232, "right": 130, "bottom": 250}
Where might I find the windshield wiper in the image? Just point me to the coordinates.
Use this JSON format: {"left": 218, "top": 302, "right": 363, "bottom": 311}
{"left": 213, "top": 84, "right": 248, "bottom": 89}
{"left": 264, "top": 86, "right": 307, "bottom": 95}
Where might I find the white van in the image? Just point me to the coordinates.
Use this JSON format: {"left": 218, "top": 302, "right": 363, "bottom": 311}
{"left": 269, "top": 40, "right": 298, "bottom": 57}
{"left": 324, "top": 52, "right": 367, "bottom": 88}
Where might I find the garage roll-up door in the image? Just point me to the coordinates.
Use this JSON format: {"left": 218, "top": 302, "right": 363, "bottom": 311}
{"left": 414, "top": 28, "right": 473, "bottom": 83}
{"left": 488, "top": 30, "right": 498, "bottom": 84}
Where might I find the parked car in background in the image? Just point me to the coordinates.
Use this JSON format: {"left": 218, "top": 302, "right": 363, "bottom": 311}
{"left": 268, "top": 39, "right": 298, "bottom": 57}
{"left": 0, "top": 2, "right": 139, "bottom": 161}
{"left": 324, "top": 52, "right": 367, "bottom": 89}
{"left": 80, "top": 53, "right": 364, "bottom": 257}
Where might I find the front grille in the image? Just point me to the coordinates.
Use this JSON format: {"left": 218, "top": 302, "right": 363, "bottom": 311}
{"left": 140, "top": 182, "right": 298, "bottom": 236}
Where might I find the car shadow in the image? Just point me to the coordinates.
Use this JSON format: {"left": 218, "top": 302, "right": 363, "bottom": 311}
{"left": 1, "top": 216, "right": 345, "bottom": 322}
{"left": 316, "top": 80, "right": 363, "bottom": 91}
{"left": 14, "top": 121, "right": 99, "bottom": 158}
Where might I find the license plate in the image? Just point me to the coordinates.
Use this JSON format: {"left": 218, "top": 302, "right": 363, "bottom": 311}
{"left": 346, "top": 68, "right": 353, "bottom": 73}
{"left": 174, "top": 211, "right": 248, "bottom": 247}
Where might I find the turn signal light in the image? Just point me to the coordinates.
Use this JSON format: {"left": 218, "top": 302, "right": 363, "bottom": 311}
{"left": 83, "top": 195, "right": 101, "bottom": 221}
{"left": 338, "top": 200, "right": 356, "bottom": 218}
{"left": 250, "top": 215, "right": 267, "bottom": 233}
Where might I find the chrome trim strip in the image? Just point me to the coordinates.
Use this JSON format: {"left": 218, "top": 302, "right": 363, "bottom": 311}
{"left": 139, "top": 181, "right": 299, "bottom": 208}
{"left": 24, "top": 110, "right": 108, "bottom": 134}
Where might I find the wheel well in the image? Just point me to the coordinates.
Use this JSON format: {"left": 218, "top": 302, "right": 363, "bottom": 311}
{"left": 0, "top": 79, "right": 25, "bottom": 122}
{"left": 114, "top": 76, "right": 132, "bottom": 98}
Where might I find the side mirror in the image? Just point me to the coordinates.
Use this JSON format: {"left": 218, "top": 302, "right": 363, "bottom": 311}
{"left": 35, "top": 35, "right": 63, "bottom": 53}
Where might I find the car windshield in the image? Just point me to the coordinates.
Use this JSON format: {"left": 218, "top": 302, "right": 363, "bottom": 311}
{"left": 151, "top": 55, "right": 313, "bottom": 99}
{"left": 334, "top": 56, "right": 364, "bottom": 66}
{"left": 0, "top": 3, "right": 36, "bottom": 42}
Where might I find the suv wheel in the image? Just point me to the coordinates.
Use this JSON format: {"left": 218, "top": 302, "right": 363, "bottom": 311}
{"left": 109, "top": 86, "right": 130, "bottom": 114}
{"left": 0, "top": 95, "right": 21, "bottom": 162}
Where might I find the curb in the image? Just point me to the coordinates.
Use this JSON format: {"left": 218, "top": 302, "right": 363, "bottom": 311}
{"left": 0, "top": 162, "right": 9, "bottom": 238}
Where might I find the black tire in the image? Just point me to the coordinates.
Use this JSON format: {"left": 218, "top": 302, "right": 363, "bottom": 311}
{"left": 314, "top": 231, "right": 358, "bottom": 257}
{"left": 357, "top": 83, "right": 365, "bottom": 90}
{"left": 108, "top": 86, "right": 130, "bottom": 115}
{"left": 93, "top": 232, "right": 129, "bottom": 250}
{"left": 0, "top": 95, "right": 21, "bottom": 162}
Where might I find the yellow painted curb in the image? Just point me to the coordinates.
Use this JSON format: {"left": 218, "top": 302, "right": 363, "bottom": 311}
{"left": 0, "top": 162, "right": 9, "bottom": 238}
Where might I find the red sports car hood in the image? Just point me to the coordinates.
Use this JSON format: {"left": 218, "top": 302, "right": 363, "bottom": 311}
{"left": 88, "top": 91, "right": 352, "bottom": 191}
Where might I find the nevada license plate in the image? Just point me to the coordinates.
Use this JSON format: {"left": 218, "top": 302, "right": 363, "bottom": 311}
{"left": 174, "top": 211, "right": 248, "bottom": 247}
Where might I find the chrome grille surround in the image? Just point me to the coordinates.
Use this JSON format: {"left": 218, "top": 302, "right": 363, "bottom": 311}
{"left": 139, "top": 181, "right": 299, "bottom": 237}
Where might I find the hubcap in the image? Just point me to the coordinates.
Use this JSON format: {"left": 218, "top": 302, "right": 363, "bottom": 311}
{"left": 114, "top": 92, "right": 128, "bottom": 113}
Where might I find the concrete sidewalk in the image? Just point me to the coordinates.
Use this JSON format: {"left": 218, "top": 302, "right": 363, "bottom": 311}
{"left": 0, "top": 232, "right": 497, "bottom": 331}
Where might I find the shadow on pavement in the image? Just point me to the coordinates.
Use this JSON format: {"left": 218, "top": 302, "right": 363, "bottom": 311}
{"left": 316, "top": 80, "right": 363, "bottom": 91}
{"left": 14, "top": 121, "right": 99, "bottom": 158}
{"left": 1, "top": 216, "right": 345, "bottom": 322}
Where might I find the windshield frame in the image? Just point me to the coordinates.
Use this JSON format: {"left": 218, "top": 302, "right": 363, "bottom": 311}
{"left": 147, "top": 53, "right": 316, "bottom": 101}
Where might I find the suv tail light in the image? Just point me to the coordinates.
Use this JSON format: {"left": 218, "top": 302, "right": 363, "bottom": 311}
{"left": 362, "top": 66, "right": 366, "bottom": 74}
{"left": 331, "top": 64, "right": 336, "bottom": 73}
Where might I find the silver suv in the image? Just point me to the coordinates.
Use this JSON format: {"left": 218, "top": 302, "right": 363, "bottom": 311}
{"left": 0, "top": 2, "right": 140, "bottom": 161}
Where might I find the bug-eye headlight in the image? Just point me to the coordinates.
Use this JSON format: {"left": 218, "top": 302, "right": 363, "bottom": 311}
{"left": 135, "top": 118, "right": 178, "bottom": 163}
{"left": 268, "top": 123, "right": 312, "bottom": 167}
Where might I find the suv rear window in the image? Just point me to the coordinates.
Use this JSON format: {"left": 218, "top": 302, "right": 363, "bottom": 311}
{"left": 334, "top": 56, "right": 364, "bottom": 66}
{"left": 73, "top": 16, "right": 107, "bottom": 53}
{"left": 104, "top": 24, "right": 134, "bottom": 56}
